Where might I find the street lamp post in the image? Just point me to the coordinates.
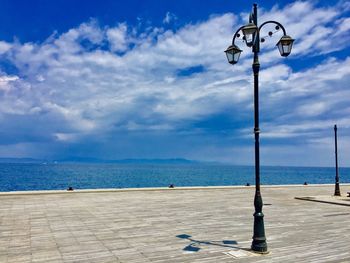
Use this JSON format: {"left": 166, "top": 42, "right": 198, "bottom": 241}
{"left": 334, "top": 125, "right": 341, "bottom": 196}
{"left": 225, "top": 4, "right": 294, "bottom": 253}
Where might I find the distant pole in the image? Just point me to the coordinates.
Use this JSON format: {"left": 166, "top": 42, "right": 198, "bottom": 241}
{"left": 334, "top": 125, "right": 341, "bottom": 196}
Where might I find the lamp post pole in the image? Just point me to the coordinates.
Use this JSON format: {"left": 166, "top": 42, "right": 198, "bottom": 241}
{"left": 251, "top": 4, "right": 267, "bottom": 253}
{"left": 225, "top": 3, "right": 294, "bottom": 254}
{"left": 334, "top": 125, "right": 341, "bottom": 196}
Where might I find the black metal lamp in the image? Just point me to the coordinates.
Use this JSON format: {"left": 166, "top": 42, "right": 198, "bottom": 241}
{"left": 225, "top": 44, "right": 243, "bottom": 64}
{"left": 242, "top": 22, "right": 258, "bottom": 47}
{"left": 225, "top": 3, "right": 295, "bottom": 254}
{"left": 276, "top": 35, "right": 294, "bottom": 57}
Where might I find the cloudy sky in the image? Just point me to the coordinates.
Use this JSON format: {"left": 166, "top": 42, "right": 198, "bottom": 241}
{"left": 0, "top": 0, "right": 349, "bottom": 166}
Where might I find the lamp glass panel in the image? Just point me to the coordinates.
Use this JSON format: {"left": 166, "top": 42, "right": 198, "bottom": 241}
{"left": 234, "top": 52, "right": 241, "bottom": 63}
{"left": 245, "top": 33, "right": 254, "bottom": 45}
{"left": 226, "top": 51, "right": 234, "bottom": 63}
{"left": 277, "top": 42, "right": 283, "bottom": 55}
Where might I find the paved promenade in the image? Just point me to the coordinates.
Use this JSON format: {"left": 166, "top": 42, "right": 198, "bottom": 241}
{"left": 0, "top": 184, "right": 349, "bottom": 263}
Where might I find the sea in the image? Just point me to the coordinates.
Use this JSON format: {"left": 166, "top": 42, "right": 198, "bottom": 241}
{"left": 0, "top": 163, "right": 349, "bottom": 192}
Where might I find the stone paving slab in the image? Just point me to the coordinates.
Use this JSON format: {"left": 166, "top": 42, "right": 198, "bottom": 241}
{"left": 0, "top": 184, "right": 349, "bottom": 262}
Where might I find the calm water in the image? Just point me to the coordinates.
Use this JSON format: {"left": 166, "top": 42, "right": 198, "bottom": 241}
{"left": 0, "top": 163, "right": 349, "bottom": 192}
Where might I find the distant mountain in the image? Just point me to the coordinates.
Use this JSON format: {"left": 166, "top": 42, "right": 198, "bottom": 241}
{"left": 0, "top": 157, "right": 198, "bottom": 164}
{"left": 58, "top": 157, "right": 105, "bottom": 163}
{"left": 58, "top": 158, "right": 197, "bottom": 164}
{"left": 0, "top": 158, "right": 46, "bottom": 163}
{"left": 110, "top": 158, "right": 197, "bottom": 164}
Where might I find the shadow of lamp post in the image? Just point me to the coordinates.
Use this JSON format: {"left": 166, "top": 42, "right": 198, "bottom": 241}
{"left": 334, "top": 124, "right": 341, "bottom": 196}
{"left": 224, "top": 3, "right": 294, "bottom": 253}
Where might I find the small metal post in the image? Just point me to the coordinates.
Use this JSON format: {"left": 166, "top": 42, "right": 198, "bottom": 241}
{"left": 334, "top": 125, "right": 341, "bottom": 196}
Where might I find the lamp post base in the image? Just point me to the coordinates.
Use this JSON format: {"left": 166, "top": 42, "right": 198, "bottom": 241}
{"left": 251, "top": 212, "right": 268, "bottom": 253}
{"left": 251, "top": 243, "right": 269, "bottom": 254}
{"left": 334, "top": 183, "right": 341, "bottom": 196}
{"left": 251, "top": 236, "right": 268, "bottom": 253}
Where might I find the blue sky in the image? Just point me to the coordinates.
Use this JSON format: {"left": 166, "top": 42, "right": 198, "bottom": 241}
{"left": 0, "top": 0, "right": 349, "bottom": 166}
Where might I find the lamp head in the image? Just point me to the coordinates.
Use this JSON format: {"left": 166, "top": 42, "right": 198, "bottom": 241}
{"left": 242, "top": 22, "right": 258, "bottom": 47}
{"left": 224, "top": 44, "right": 242, "bottom": 65}
{"left": 276, "top": 35, "right": 294, "bottom": 57}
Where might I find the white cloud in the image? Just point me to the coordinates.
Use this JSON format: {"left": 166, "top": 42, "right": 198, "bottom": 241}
{"left": 0, "top": 0, "right": 349, "bottom": 164}
{"left": 163, "top": 12, "right": 177, "bottom": 24}
{"left": 54, "top": 132, "right": 78, "bottom": 142}
{"left": 0, "top": 41, "right": 12, "bottom": 54}
{"left": 0, "top": 75, "right": 19, "bottom": 91}
{"left": 245, "top": 1, "right": 350, "bottom": 62}
{"left": 106, "top": 23, "right": 128, "bottom": 52}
